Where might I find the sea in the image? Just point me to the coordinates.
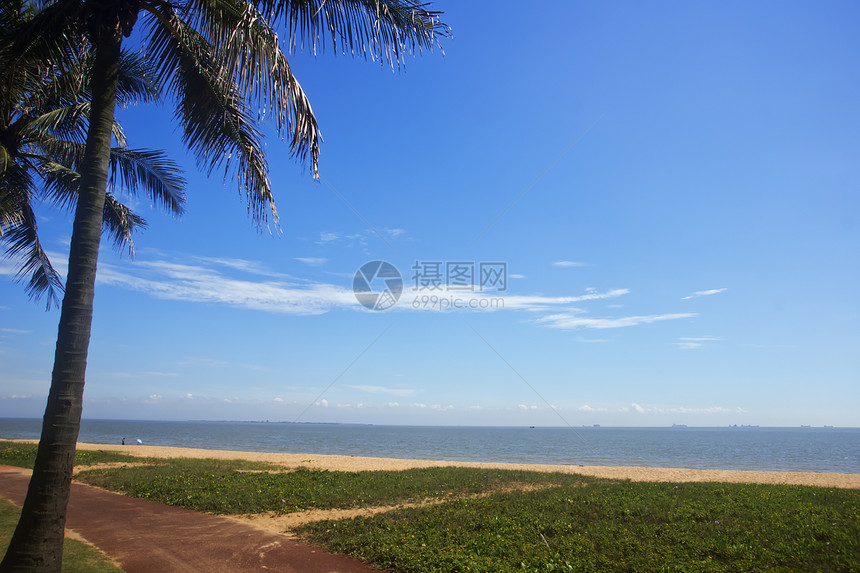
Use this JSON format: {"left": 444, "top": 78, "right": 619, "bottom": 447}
{"left": 1, "top": 418, "right": 857, "bottom": 474}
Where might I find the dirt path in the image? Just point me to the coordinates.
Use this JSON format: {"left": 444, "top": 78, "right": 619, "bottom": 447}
{"left": 0, "top": 466, "right": 385, "bottom": 572}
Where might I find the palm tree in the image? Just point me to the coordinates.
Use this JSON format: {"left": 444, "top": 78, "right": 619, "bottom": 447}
{"left": 0, "top": 1, "right": 186, "bottom": 309}
{"left": 1, "top": 0, "right": 447, "bottom": 570}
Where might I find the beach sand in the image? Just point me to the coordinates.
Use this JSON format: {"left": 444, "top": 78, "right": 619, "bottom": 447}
{"left": 75, "top": 442, "right": 860, "bottom": 489}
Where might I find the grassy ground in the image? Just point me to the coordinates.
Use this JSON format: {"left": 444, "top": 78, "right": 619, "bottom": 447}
{"left": 0, "top": 440, "right": 138, "bottom": 469}
{"left": 0, "top": 499, "right": 121, "bottom": 573}
{"left": 2, "top": 441, "right": 858, "bottom": 572}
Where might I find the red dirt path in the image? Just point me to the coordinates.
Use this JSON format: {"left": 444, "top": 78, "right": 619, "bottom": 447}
{"left": 0, "top": 465, "right": 386, "bottom": 572}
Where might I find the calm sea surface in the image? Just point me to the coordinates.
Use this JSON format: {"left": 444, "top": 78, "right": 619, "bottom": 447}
{"left": 1, "top": 418, "right": 857, "bottom": 474}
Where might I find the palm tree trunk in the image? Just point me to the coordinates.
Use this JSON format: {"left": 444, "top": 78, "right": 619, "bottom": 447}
{"left": 0, "top": 32, "right": 122, "bottom": 573}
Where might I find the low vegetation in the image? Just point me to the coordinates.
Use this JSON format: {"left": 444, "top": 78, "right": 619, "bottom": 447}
{"left": 2, "top": 443, "right": 857, "bottom": 572}
{"left": 0, "top": 499, "right": 120, "bottom": 572}
{"left": 297, "top": 481, "right": 859, "bottom": 572}
{"left": 0, "top": 441, "right": 137, "bottom": 469}
{"left": 76, "top": 460, "right": 582, "bottom": 514}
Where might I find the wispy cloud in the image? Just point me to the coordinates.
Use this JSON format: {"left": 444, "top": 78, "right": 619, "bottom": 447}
{"left": 294, "top": 257, "right": 327, "bottom": 267}
{"left": 501, "top": 288, "right": 629, "bottom": 312}
{"left": 85, "top": 253, "right": 706, "bottom": 339}
{"left": 1, "top": 328, "right": 31, "bottom": 335}
{"left": 625, "top": 403, "right": 744, "bottom": 415}
{"left": 96, "top": 258, "right": 355, "bottom": 315}
{"left": 536, "top": 311, "right": 697, "bottom": 330}
{"left": 682, "top": 288, "right": 727, "bottom": 300}
{"left": 578, "top": 404, "right": 608, "bottom": 412}
{"left": 675, "top": 336, "right": 723, "bottom": 350}
{"left": 348, "top": 385, "right": 415, "bottom": 397}
{"left": 553, "top": 261, "right": 585, "bottom": 268}
{"left": 193, "top": 256, "right": 290, "bottom": 279}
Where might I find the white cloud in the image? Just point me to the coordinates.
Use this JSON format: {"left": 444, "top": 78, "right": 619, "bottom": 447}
{"left": 85, "top": 254, "right": 707, "bottom": 337}
{"left": 294, "top": 257, "right": 327, "bottom": 267}
{"left": 675, "top": 336, "right": 723, "bottom": 350}
{"left": 682, "top": 288, "right": 727, "bottom": 300}
{"left": 388, "top": 402, "right": 400, "bottom": 407}
{"left": 317, "top": 399, "right": 329, "bottom": 407}
{"left": 1, "top": 328, "right": 31, "bottom": 334}
{"left": 194, "top": 256, "right": 289, "bottom": 278}
{"left": 509, "top": 274, "right": 526, "bottom": 279}
{"left": 578, "top": 404, "right": 608, "bottom": 412}
{"left": 501, "top": 288, "right": 629, "bottom": 312}
{"left": 96, "top": 258, "right": 355, "bottom": 315}
{"left": 553, "top": 261, "right": 585, "bottom": 268}
{"left": 384, "top": 228, "right": 406, "bottom": 238}
{"left": 273, "top": 397, "right": 284, "bottom": 403}
{"left": 431, "top": 404, "right": 454, "bottom": 411}
{"left": 518, "top": 404, "right": 539, "bottom": 410}
{"left": 537, "top": 311, "right": 696, "bottom": 330}
{"left": 348, "top": 385, "right": 415, "bottom": 397}
{"left": 620, "top": 403, "right": 744, "bottom": 415}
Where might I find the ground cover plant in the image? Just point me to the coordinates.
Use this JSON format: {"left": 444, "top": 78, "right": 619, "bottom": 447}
{"left": 0, "top": 441, "right": 136, "bottom": 469}
{"left": 297, "top": 480, "right": 860, "bottom": 573}
{"left": 0, "top": 499, "right": 120, "bottom": 573}
{"left": 11, "top": 452, "right": 858, "bottom": 571}
{"left": 76, "top": 461, "right": 584, "bottom": 514}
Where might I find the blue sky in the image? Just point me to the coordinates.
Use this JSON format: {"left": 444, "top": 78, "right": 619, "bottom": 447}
{"left": 2, "top": 1, "right": 858, "bottom": 427}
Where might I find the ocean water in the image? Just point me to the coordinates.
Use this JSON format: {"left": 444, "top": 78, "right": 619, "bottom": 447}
{"left": 1, "top": 418, "right": 857, "bottom": 474}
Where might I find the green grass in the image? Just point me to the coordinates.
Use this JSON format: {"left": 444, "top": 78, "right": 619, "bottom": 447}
{"left": 0, "top": 441, "right": 137, "bottom": 469}
{"left": 77, "top": 461, "right": 583, "bottom": 514}
{"left": 297, "top": 480, "right": 860, "bottom": 573}
{"left": 72, "top": 457, "right": 859, "bottom": 572}
{"left": 9, "top": 450, "right": 858, "bottom": 572}
{"left": 0, "top": 499, "right": 121, "bottom": 572}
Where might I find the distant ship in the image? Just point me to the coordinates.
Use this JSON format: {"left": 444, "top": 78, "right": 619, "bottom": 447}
{"left": 671, "top": 424, "right": 688, "bottom": 428}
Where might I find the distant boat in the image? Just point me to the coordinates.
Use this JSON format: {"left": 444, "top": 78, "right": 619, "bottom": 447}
{"left": 671, "top": 424, "right": 688, "bottom": 428}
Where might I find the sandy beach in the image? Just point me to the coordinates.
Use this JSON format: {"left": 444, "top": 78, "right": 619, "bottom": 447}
{"left": 75, "top": 442, "right": 860, "bottom": 489}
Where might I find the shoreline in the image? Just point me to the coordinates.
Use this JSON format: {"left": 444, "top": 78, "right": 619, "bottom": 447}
{"left": 67, "top": 442, "right": 860, "bottom": 489}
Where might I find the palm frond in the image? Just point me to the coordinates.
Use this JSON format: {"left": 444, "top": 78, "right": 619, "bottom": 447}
{"left": 144, "top": 4, "right": 279, "bottom": 226}
{"left": 108, "top": 147, "right": 186, "bottom": 215}
{"left": 38, "top": 159, "right": 80, "bottom": 211}
{"left": 23, "top": 103, "right": 90, "bottom": 143}
{"left": 2, "top": 178, "right": 63, "bottom": 309}
{"left": 116, "top": 48, "right": 162, "bottom": 107}
{"left": 259, "top": 0, "right": 449, "bottom": 66}
{"left": 186, "top": 0, "right": 321, "bottom": 175}
{"left": 102, "top": 192, "right": 147, "bottom": 255}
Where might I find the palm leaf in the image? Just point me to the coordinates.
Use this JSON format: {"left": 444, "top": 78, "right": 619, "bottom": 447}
{"left": 108, "top": 147, "right": 186, "bottom": 215}
{"left": 144, "top": 3, "right": 278, "bottom": 226}
{"left": 1, "top": 167, "right": 63, "bottom": 309}
{"left": 261, "top": 0, "right": 449, "bottom": 65}
{"left": 102, "top": 192, "right": 147, "bottom": 255}
{"left": 185, "top": 0, "right": 321, "bottom": 174}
